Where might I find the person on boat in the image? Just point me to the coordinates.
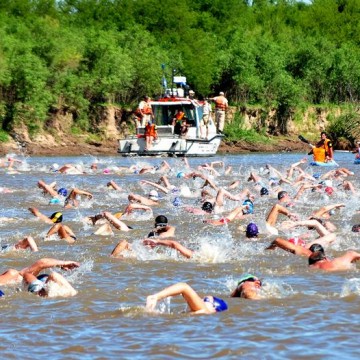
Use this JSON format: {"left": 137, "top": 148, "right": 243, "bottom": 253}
{"left": 230, "top": 274, "right": 262, "bottom": 299}
{"left": 309, "top": 131, "right": 334, "bottom": 163}
{"left": 209, "top": 91, "right": 228, "bottom": 134}
{"left": 146, "top": 282, "right": 228, "bottom": 314}
{"left": 200, "top": 100, "right": 212, "bottom": 139}
{"left": 144, "top": 120, "right": 158, "bottom": 151}
{"left": 179, "top": 118, "right": 189, "bottom": 138}
{"left": 137, "top": 95, "right": 153, "bottom": 127}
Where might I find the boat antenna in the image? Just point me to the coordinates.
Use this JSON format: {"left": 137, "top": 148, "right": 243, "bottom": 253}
{"left": 161, "top": 64, "right": 167, "bottom": 97}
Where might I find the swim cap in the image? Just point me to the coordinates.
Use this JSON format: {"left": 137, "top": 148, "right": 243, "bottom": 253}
{"left": 114, "top": 212, "right": 123, "bottom": 219}
{"left": 309, "top": 243, "right": 324, "bottom": 253}
{"left": 50, "top": 212, "right": 63, "bottom": 223}
{"left": 50, "top": 163, "right": 59, "bottom": 172}
{"left": 278, "top": 191, "right": 288, "bottom": 200}
{"left": 260, "top": 187, "right": 269, "bottom": 196}
{"left": 149, "top": 190, "right": 159, "bottom": 201}
{"left": 57, "top": 188, "right": 68, "bottom": 197}
{"left": 28, "top": 279, "right": 46, "bottom": 293}
{"left": 155, "top": 215, "right": 168, "bottom": 227}
{"left": 103, "top": 168, "right": 110, "bottom": 174}
{"left": 172, "top": 197, "right": 181, "bottom": 207}
{"left": 351, "top": 224, "right": 360, "bottom": 232}
{"left": 237, "top": 274, "right": 260, "bottom": 287}
{"left": 325, "top": 186, "right": 334, "bottom": 195}
{"left": 288, "top": 238, "right": 306, "bottom": 247}
{"left": 201, "top": 201, "right": 213, "bottom": 213}
{"left": 246, "top": 223, "right": 258, "bottom": 238}
{"left": 0, "top": 289, "right": 4, "bottom": 297}
{"left": 37, "top": 274, "right": 49, "bottom": 282}
{"left": 313, "top": 173, "right": 321, "bottom": 179}
{"left": 177, "top": 172, "right": 185, "bottom": 178}
{"left": 203, "top": 296, "right": 228, "bottom": 312}
{"left": 242, "top": 199, "right": 254, "bottom": 214}
{"left": 49, "top": 198, "right": 60, "bottom": 204}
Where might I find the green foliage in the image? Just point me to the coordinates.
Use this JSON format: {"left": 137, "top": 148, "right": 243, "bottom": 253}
{"left": 0, "top": 0, "right": 359, "bottom": 140}
{"left": 327, "top": 112, "right": 360, "bottom": 147}
{"left": 0, "top": 129, "right": 9, "bottom": 142}
{"left": 224, "top": 112, "right": 270, "bottom": 143}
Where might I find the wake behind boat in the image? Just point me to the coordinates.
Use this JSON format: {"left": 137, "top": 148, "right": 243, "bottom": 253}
{"left": 118, "top": 77, "right": 224, "bottom": 157}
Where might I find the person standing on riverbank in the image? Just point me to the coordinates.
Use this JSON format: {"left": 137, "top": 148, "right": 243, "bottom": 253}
{"left": 210, "top": 92, "right": 228, "bottom": 134}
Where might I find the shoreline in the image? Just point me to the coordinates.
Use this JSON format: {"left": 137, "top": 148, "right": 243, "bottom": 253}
{"left": 0, "top": 136, "right": 309, "bottom": 157}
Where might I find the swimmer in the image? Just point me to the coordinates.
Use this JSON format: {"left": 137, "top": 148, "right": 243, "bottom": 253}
{"left": 230, "top": 274, "right": 262, "bottom": 299}
{"left": 146, "top": 282, "right": 228, "bottom": 314}
{"left": 1, "top": 236, "right": 39, "bottom": 253}
{"left": 93, "top": 211, "right": 132, "bottom": 235}
{"left": 64, "top": 187, "right": 93, "bottom": 208}
{"left": 203, "top": 203, "right": 252, "bottom": 226}
{"left": 128, "top": 190, "right": 160, "bottom": 206}
{"left": 265, "top": 203, "right": 299, "bottom": 235}
{"left": 106, "top": 180, "right": 123, "bottom": 191}
{"left": 147, "top": 215, "right": 175, "bottom": 238}
{"left": 0, "top": 258, "right": 79, "bottom": 286}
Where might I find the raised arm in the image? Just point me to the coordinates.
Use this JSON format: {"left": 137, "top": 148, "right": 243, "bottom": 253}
{"left": 143, "top": 238, "right": 194, "bottom": 258}
{"left": 20, "top": 258, "right": 80, "bottom": 276}
{"left": 140, "top": 180, "right": 169, "bottom": 194}
{"left": 265, "top": 237, "right": 312, "bottom": 256}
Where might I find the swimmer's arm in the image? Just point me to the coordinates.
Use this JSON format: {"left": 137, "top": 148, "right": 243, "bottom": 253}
{"left": 72, "top": 188, "right": 93, "bottom": 199}
{"left": 28, "top": 207, "right": 54, "bottom": 224}
{"left": 140, "top": 180, "right": 169, "bottom": 194}
{"left": 124, "top": 203, "right": 152, "bottom": 214}
{"left": 265, "top": 237, "right": 311, "bottom": 256}
{"left": 312, "top": 203, "right": 345, "bottom": 218}
{"left": 284, "top": 219, "right": 329, "bottom": 236}
{"left": 20, "top": 258, "right": 80, "bottom": 276}
{"left": 47, "top": 272, "right": 77, "bottom": 297}
{"left": 143, "top": 239, "right": 193, "bottom": 258}
{"left": 110, "top": 240, "right": 131, "bottom": 257}
{"left": 146, "top": 282, "right": 209, "bottom": 313}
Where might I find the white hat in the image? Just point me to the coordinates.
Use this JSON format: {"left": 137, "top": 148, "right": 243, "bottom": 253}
{"left": 189, "top": 90, "right": 195, "bottom": 94}
{"left": 219, "top": 91, "right": 224, "bottom": 95}
{"left": 149, "top": 190, "right": 159, "bottom": 200}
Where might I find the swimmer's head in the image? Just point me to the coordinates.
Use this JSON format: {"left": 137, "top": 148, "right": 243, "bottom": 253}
{"left": 260, "top": 187, "right": 269, "bottom": 196}
{"left": 278, "top": 191, "right": 288, "bottom": 201}
{"left": 325, "top": 186, "right": 334, "bottom": 196}
{"left": 242, "top": 199, "right": 254, "bottom": 214}
{"left": 313, "top": 173, "right": 321, "bottom": 179}
{"left": 57, "top": 188, "right": 68, "bottom": 197}
{"left": 103, "top": 168, "right": 110, "bottom": 174}
{"left": 50, "top": 163, "right": 59, "bottom": 172}
{"left": 49, "top": 212, "right": 63, "bottom": 223}
{"left": 114, "top": 212, "right": 123, "bottom": 219}
{"left": 288, "top": 238, "right": 306, "bottom": 247}
{"left": 203, "top": 296, "right": 228, "bottom": 312}
{"left": 352, "top": 224, "right": 360, "bottom": 232}
{"left": 49, "top": 198, "right": 60, "bottom": 205}
{"left": 201, "top": 201, "right": 213, "bottom": 213}
{"left": 231, "top": 274, "right": 261, "bottom": 297}
{"left": 149, "top": 190, "right": 159, "bottom": 201}
{"left": 155, "top": 215, "right": 168, "bottom": 228}
{"left": 172, "top": 197, "right": 181, "bottom": 207}
{"left": 28, "top": 279, "right": 46, "bottom": 294}
{"left": 309, "top": 243, "right": 324, "bottom": 253}
{"left": 177, "top": 172, "right": 185, "bottom": 178}
{"left": 246, "top": 223, "right": 258, "bottom": 238}
{"left": 308, "top": 251, "right": 326, "bottom": 265}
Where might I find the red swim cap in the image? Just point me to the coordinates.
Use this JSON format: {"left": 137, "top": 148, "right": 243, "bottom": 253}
{"left": 288, "top": 238, "right": 306, "bottom": 247}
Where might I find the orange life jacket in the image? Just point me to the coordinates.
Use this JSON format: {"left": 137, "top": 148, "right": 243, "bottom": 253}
{"left": 175, "top": 111, "right": 185, "bottom": 120}
{"left": 214, "top": 96, "right": 227, "bottom": 111}
{"left": 143, "top": 102, "right": 153, "bottom": 115}
{"left": 313, "top": 147, "right": 326, "bottom": 162}
{"left": 145, "top": 124, "right": 157, "bottom": 137}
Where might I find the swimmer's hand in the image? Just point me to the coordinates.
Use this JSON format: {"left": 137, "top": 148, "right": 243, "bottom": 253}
{"left": 146, "top": 295, "right": 158, "bottom": 312}
{"left": 143, "top": 239, "right": 158, "bottom": 248}
{"left": 60, "top": 261, "right": 80, "bottom": 271}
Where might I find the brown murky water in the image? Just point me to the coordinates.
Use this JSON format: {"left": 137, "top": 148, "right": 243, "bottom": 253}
{"left": 0, "top": 152, "right": 359, "bottom": 359}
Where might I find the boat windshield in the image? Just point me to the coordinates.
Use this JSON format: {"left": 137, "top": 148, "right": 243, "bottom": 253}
{"left": 152, "top": 103, "right": 199, "bottom": 127}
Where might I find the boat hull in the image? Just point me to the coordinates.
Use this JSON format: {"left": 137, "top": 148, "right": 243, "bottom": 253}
{"left": 118, "top": 134, "right": 223, "bottom": 156}
{"left": 309, "top": 160, "right": 338, "bottom": 167}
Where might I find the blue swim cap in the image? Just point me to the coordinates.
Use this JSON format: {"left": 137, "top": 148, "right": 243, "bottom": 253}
{"left": 242, "top": 199, "right": 254, "bottom": 214}
{"left": 313, "top": 173, "right": 321, "bottom": 179}
{"left": 57, "top": 188, "right": 68, "bottom": 197}
{"left": 177, "top": 172, "right": 185, "bottom": 178}
{"left": 172, "top": 197, "right": 181, "bottom": 207}
{"left": 49, "top": 198, "right": 60, "bottom": 204}
{"left": 204, "top": 296, "right": 228, "bottom": 312}
{"left": 0, "top": 289, "right": 4, "bottom": 297}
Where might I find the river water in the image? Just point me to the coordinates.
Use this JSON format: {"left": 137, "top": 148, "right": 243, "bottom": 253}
{"left": 0, "top": 151, "right": 359, "bottom": 359}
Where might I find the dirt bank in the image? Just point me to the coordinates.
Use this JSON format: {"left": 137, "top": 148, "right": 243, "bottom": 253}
{"left": 0, "top": 134, "right": 308, "bottom": 157}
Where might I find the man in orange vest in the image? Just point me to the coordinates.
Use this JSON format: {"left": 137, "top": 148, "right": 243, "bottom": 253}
{"left": 138, "top": 96, "right": 153, "bottom": 127}
{"left": 144, "top": 121, "right": 158, "bottom": 151}
{"left": 210, "top": 92, "right": 228, "bottom": 134}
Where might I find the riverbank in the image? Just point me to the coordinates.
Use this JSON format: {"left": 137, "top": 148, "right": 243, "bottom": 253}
{"left": 0, "top": 135, "right": 308, "bottom": 156}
